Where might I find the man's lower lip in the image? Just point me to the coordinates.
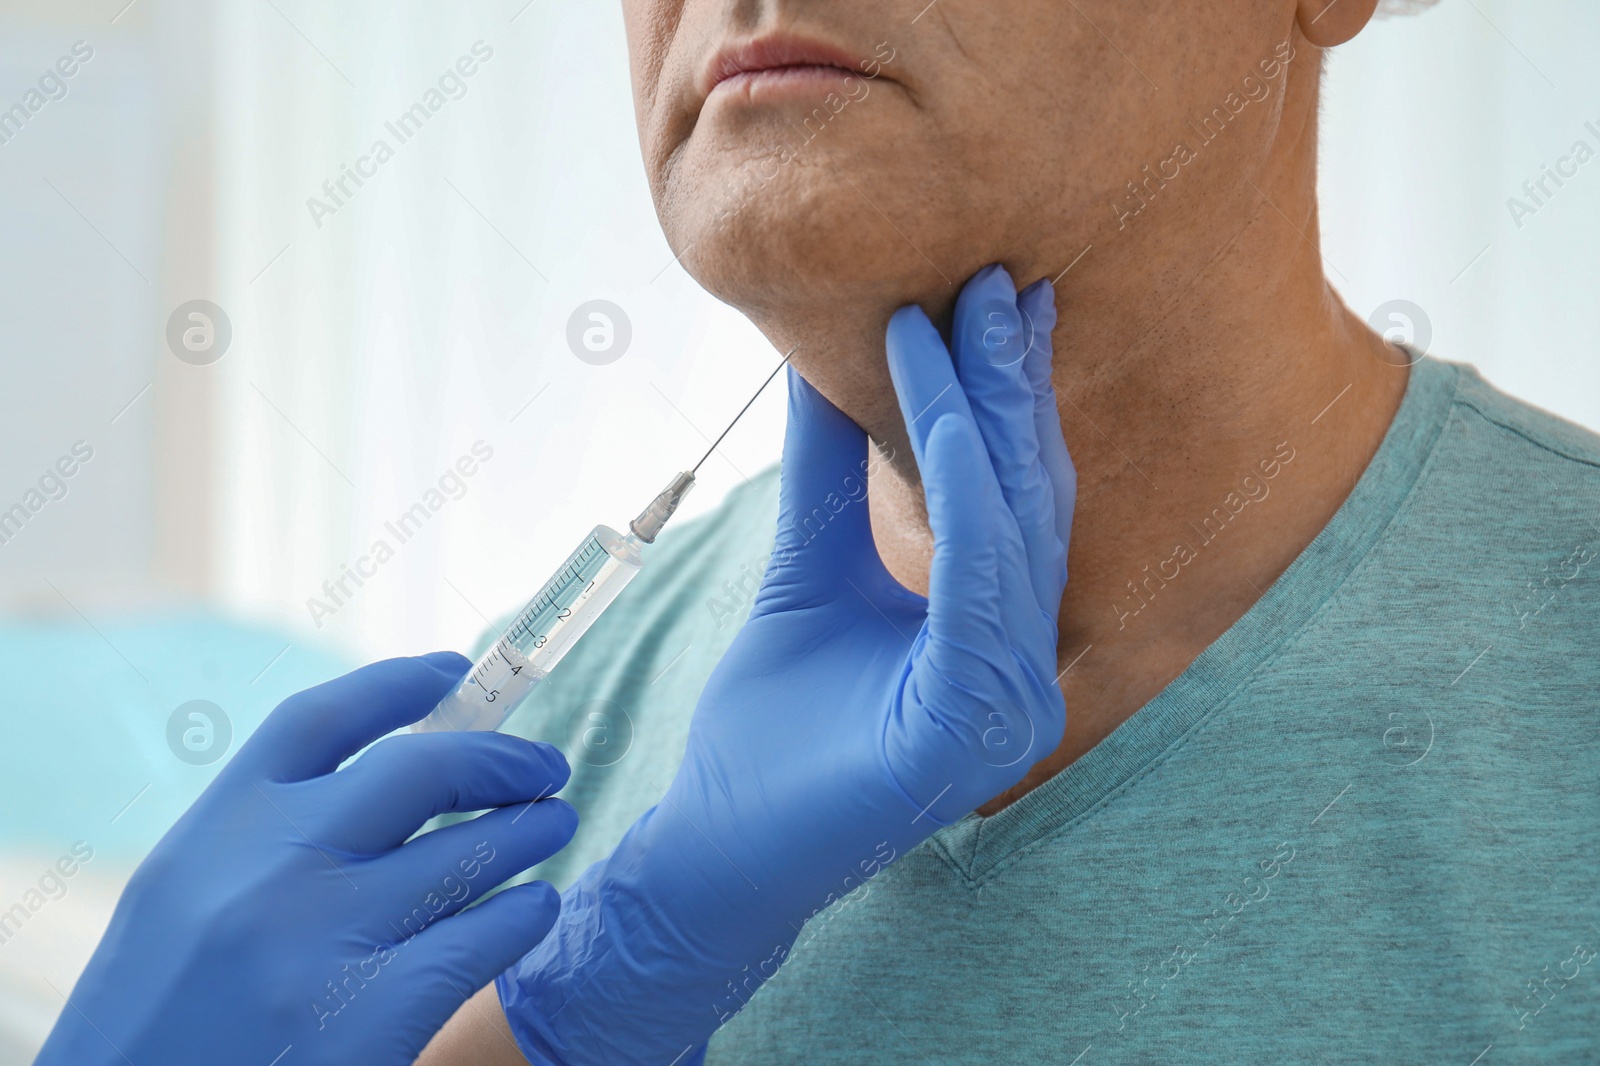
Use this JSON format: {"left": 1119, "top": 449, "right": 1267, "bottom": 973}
{"left": 710, "top": 65, "right": 860, "bottom": 97}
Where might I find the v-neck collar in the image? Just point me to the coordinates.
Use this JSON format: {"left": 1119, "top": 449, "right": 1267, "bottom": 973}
{"left": 927, "top": 358, "right": 1461, "bottom": 886}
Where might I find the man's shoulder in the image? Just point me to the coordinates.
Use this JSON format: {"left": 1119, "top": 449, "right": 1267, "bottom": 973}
{"left": 1412, "top": 359, "right": 1600, "bottom": 543}
{"left": 1405, "top": 358, "right": 1600, "bottom": 637}
{"left": 1444, "top": 359, "right": 1600, "bottom": 480}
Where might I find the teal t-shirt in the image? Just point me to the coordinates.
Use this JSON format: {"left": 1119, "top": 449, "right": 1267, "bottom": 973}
{"left": 497, "top": 357, "right": 1600, "bottom": 1063}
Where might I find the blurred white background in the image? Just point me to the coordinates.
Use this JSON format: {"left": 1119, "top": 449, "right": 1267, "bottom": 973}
{"left": 0, "top": 0, "right": 1595, "bottom": 1059}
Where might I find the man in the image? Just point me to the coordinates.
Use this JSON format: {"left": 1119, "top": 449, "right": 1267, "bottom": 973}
{"left": 423, "top": 0, "right": 1599, "bottom": 1061}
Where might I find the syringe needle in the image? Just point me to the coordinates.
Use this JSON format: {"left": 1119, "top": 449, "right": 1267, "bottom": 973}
{"left": 417, "top": 347, "right": 803, "bottom": 735}
{"left": 691, "top": 347, "right": 796, "bottom": 475}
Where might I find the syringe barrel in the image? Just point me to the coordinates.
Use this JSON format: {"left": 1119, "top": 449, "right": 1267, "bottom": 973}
{"left": 414, "top": 525, "right": 645, "bottom": 733}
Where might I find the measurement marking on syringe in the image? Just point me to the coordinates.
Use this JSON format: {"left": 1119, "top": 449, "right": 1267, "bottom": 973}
{"left": 502, "top": 544, "right": 604, "bottom": 651}
{"left": 413, "top": 361, "right": 784, "bottom": 735}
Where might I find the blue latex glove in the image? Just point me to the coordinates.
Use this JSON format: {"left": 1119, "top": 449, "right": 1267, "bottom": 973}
{"left": 499, "top": 265, "right": 1074, "bottom": 1064}
{"left": 36, "top": 652, "right": 578, "bottom": 1066}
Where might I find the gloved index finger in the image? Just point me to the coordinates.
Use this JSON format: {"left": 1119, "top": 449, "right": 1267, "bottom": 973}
{"left": 373, "top": 799, "right": 576, "bottom": 928}
{"left": 314, "top": 729, "right": 572, "bottom": 854}
{"left": 952, "top": 266, "right": 1067, "bottom": 620}
{"left": 1019, "top": 278, "right": 1076, "bottom": 566}
{"left": 233, "top": 652, "right": 470, "bottom": 782}
{"left": 886, "top": 303, "right": 981, "bottom": 471}
{"left": 885, "top": 301, "right": 1020, "bottom": 658}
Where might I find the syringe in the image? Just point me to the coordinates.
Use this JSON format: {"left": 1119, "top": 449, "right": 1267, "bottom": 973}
{"left": 414, "top": 352, "right": 790, "bottom": 734}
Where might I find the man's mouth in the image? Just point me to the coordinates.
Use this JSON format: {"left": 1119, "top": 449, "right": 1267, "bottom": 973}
{"left": 699, "top": 34, "right": 871, "bottom": 101}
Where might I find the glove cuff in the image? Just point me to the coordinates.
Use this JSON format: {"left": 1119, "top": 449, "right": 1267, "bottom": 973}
{"left": 497, "top": 814, "right": 772, "bottom": 1065}
{"left": 498, "top": 783, "right": 925, "bottom": 1063}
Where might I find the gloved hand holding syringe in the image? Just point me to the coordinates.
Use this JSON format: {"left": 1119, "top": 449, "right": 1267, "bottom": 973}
{"left": 414, "top": 351, "right": 793, "bottom": 734}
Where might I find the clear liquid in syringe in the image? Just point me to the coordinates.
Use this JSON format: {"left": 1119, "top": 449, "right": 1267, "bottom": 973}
{"left": 416, "top": 527, "right": 643, "bottom": 732}
{"left": 413, "top": 350, "right": 791, "bottom": 735}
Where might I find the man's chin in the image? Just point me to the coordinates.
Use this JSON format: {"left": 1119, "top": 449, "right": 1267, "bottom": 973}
{"left": 665, "top": 167, "right": 959, "bottom": 318}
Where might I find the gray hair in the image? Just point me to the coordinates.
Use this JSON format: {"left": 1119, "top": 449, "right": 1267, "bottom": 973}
{"left": 1377, "top": 0, "right": 1442, "bottom": 15}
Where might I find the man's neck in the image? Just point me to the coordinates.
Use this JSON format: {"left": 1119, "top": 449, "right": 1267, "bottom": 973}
{"left": 747, "top": 57, "right": 1409, "bottom": 811}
